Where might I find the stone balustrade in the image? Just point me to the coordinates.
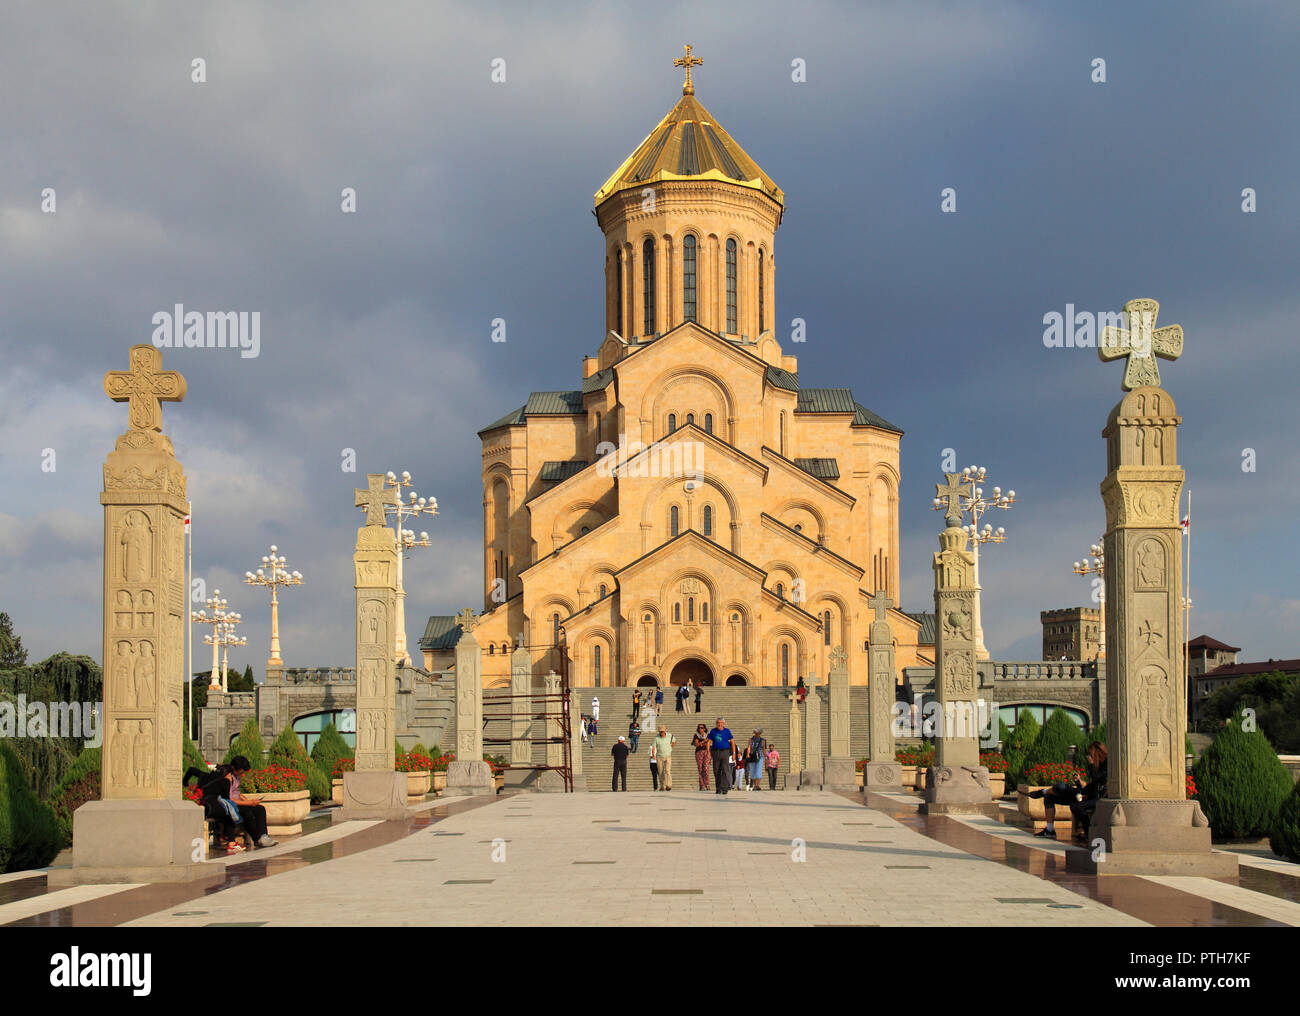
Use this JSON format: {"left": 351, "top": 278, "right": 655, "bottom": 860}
{"left": 987, "top": 660, "right": 1099, "bottom": 681}
{"left": 283, "top": 666, "right": 356, "bottom": 685}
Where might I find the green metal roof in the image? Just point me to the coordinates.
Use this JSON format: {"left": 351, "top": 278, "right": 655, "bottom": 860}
{"left": 582, "top": 367, "right": 614, "bottom": 393}
{"left": 765, "top": 365, "right": 799, "bottom": 391}
{"left": 477, "top": 404, "right": 526, "bottom": 436}
{"left": 793, "top": 457, "right": 840, "bottom": 480}
{"left": 419, "top": 615, "right": 463, "bottom": 651}
{"left": 853, "top": 401, "right": 903, "bottom": 434}
{"left": 907, "top": 612, "right": 936, "bottom": 645}
{"left": 524, "top": 390, "right": 585, "bottom": 415}
{"left": 539, "top": 460, "right": 589, "bottom": 482}
{"left": 796, "top": 387, "right": 857, "bottom": 413}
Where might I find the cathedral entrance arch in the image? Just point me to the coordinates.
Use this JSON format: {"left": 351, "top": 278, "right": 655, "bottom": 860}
{"left": 636, "top": 674, "right": 660, "bottom": 688}
{"left": 668, "top": 656, "right": 713, "bottom": 687}
{"left": 725, "top": 674, "right": 747, "bottom": 686}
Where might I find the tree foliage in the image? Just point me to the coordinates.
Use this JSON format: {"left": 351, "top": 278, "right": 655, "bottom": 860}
{"left": 1191, "top": 723, "right": 1292, "bottom": 839}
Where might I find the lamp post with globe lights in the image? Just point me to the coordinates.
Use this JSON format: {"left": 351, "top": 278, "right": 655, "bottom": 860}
{"left": 244, "top": 545, "right": 303, "bottom": 675}
{"left": 191, "top": 590, "right": 234, "bottom": 691}
{"left": 932, "top": 465, "right": 1015, "bottom": 659}
{"left": 1072, "top": 541, "right": 1106, "bottom": 660}
{"left": 362, "top": 471, "right": 437, "bottom": 666}
{"left": 217, "top": 617, "right": 247, "bottom": 690}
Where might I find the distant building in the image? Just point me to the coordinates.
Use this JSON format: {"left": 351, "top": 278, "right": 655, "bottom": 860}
{"left": 1040, "top": 607, "right": 1101, "bottom": 662}
{"left": 1189, "top": 633, "right": 1300, "bottom": 725}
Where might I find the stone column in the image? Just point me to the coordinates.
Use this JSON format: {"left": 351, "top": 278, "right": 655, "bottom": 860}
{"left": 569, "top": 682, "right": 587, "bottom": 791}
{"left": 537, "top": 670, "right": 566, "bottom": 792}
{"left": 447, "top": 608, "right": 494, "bottom": 795}
{"left": 863, "top": 590, "right": 902, "bottom": 790}
{"left": 504, "top": 640, "right": 533, "bottom": 789}
{"left": 337, "top": 474, "right": 408, "bottom": 821}
{"left": 800, "top": 675, "right": 824, "bottom": 787}
{"left": 787, "top": 692, "right": 802, "bottom": 788}
{"left": 61, "top": 345, "right": 214, "bottom": 886}
{"left": 924, "top": 480, "right": 997, "bottom": 815}
{"left": 823, "top": 648, "right": 856, "bottom": 789}
{"left": 1068, "top": 303, "right": 1234, "bottom": 875}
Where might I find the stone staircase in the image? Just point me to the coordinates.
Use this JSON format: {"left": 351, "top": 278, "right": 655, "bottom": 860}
{"left": 571, "top": 686, "right": 873, "bottom": 792}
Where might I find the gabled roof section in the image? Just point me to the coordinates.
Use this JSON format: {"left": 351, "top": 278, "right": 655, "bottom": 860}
{"left": 853, "top": 402, "right": 904, "bottom": 434}
{"left": 582, "top": 367, "right": 615, "bottom": 394}
{"left": 539, "top": 460, "right": 589, "bottom": 483}
{"left": 794, "top": 387, "right": 903, "bottom": 435}
{"left": 477, "top": 404, "right": 525, "bottom": 437}
{"left": 525, "top": 390, "right": 585, "bottom": 415}
{"left": 595, "top": 92, "right": 784, "bottom": 209}
{"left": 793, "top": 457, "right": 839, "bottom": 481}
{"left": 765, "top": 365, "right": 798, "bottom": 392}
{"left": 419, "top": 615, "right": 463, "bottom": 651}
{"left": 1187, "top": 635, "right": 1241, "bottom": 653}
{"left": 906, "top": 612, "right": 936, "bottom": 645}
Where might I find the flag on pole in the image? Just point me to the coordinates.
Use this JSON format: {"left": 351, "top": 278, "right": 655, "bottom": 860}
{"left": 184, "top": 513, "right": 191, "bottom": 533}
{"left": 1180, "top": 514, "right": 1190, "bottom": 535}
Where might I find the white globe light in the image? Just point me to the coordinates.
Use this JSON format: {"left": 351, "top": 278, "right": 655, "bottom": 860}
{"left": 997, "top": 527, "right": 1004, "bottom": 535}
{"left": 270, "top": 544, "right": 277, "bottom": 552}
{"left": 387, "top": 471, "right": 396, "bottom": 480}
{"left": 402, "top": 471, "right": 411, "bottom": 481}
{"left": 1008, "top": 490, "right": 1016, "bottom": 499}
{"left": 420, "top": 531, "right": 429, "bottom": 541}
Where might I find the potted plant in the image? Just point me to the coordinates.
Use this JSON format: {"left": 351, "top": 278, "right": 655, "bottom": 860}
{"left": 1016, "top": 761, "right": 1088, "bottom": 834}
{"left": 980, "top": 750, "right": 1009, "bottom": 799}
{"left": 855, "top": 758, "right": 868, "bottom": 788}
{"left": 241, "top": 763, "right": 311, "bottom": 836}
{"left": 331, "top": 757, "right": 355, "bottom": 804}
{"left": 895, "top": 745, "right": 934, "bottom": 789}
{"left": 396, "top": 750, "right": 433, "bottom": 800}
{"left": 429, "top": 750, "right": 453, "bottom": 793}
{"left": 484, "top": 753, "right": 507, "bottom": 790}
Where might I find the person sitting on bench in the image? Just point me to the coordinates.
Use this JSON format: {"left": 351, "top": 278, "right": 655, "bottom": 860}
{"left": 186, "top": 757, "right": 277, "bottom": 851}
{"left": 1030, "top": 742, "right": 1107, "bottom": 841}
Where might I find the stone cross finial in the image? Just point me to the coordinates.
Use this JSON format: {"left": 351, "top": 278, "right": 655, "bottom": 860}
{"left": 828, "top": 646, "right": 849, "bottom": 670}
{"left": 935, "top": 473, "right": 972, "bottom": 529}
{"left": 455, "top": 607, "right": 479, "bottom": 633}
{"left": 355, "top": 473, "right": 398, "bottom": 527}
{"left": 1100, "top": 298, "right": 1183, "bottom": 391}
{"left": 104, "top": 345, "right": 187, "bottom": 432}
{"left": 674, "top": 43, "right": 703, "bottom": 95}
{"left": 867, "top": 589, "right": 894, "bottom": 623}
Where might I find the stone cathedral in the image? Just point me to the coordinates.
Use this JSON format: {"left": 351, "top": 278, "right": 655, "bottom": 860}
{"left": 424, "top": 52, "right": 934, "bottom": 688}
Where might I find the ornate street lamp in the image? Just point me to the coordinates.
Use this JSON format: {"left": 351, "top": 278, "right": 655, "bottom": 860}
{"left": 191, "top": 590, "right": 243, "bottom": 692}
{"left": 1072, "top": 540, "right": 1106, "bottom": 660}
{"left": 245, "top": 545, "right": 303, "bottom": 672}
{"left": 932, "top": 464, "right": 1015, "bottom": 659}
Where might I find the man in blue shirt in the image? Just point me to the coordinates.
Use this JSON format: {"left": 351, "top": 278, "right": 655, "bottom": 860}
{"left": 707, "top": 718, "right": 735, "bottom": 795}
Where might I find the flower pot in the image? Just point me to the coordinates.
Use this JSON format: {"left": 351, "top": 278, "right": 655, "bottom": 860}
{"left": 331, "top": 779, "right": 343, "bottom": 805}
{"left": 432, "top": 771, "right": 447, "bottom": 793}
{"left": 1016, "top": 785, "right": 1080, "bottom": 836}
{"left": 493, "top": 772, "right": 505, "bottom": 791}
{"left": 914, "top": 767, "right": 930, "bottom": 790}
{"left": 259, "top": 789, "right": 311, "bottom": 836}
{"left": 988, "top": 774, "right": 1006, "bottom": 799}
{"left": 406, "top": 769, "right": 431, "bottom": 801}
{"left": 855, "top": 769, "right": 864, "bottom": 789}
{"left": 900, "top": 765, "right": 916, "bottom": 787}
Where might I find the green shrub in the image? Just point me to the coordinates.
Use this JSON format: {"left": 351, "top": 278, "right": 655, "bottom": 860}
{"left": 1086, "top": 721, "right": 1108, "bottom": 749}
{"left": 1023, "top": 708, "right": 1086, "bottom": 772}
{"left": 268, "top": 726, "right": 329, "bottom": 803}
{"left": 1269, "top": 781, "right": 1300, "bottom": 862}
{"left": 47, "top": 746, "right": 101, "bottom": 849}
{"left": 1184, "top": 734, "right": 1196, "bottom": 761}
{"left": 224, "top": 718, "right": 266, "bottom": 768}
{"left": 311, "top": 723, "right": 352, "bottom": 785}
{"left": 411, "top": 742, "right": 428, "bottom": 757}
{"left": 394, "top": 738, "right": 405, "bottom": 758}
{"left": 1192, "top": 723, "right": 1292, "bottom": 839}
{"left": 1004, "top": 709, "right": 1040, "bottom": 785}
{"left": 1201, "top": 671, "right": 1300, "bottom": 751}
{"left": 0, "top": 740, "right": 60, "bottom": 872}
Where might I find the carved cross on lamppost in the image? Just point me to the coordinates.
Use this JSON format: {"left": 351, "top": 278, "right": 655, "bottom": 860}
{"left": 355, "top": 473, "right": 398, "bottom": 527}
{"left": 934, "top": 473, "right": 973, "bottom": 529}
{"left": 104, "top": 345, "right": 187, "bottom": 432}
{"left": 1100, "top": 297, "right": 1184, "bottom": 390}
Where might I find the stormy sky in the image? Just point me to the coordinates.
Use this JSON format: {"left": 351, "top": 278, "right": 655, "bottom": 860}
{"left": 1, "top": 0, "right": 1296, "bottom": 675}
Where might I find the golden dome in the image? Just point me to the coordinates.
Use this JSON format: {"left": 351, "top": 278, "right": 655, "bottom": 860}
{"left": 594, "top": 91, "right": 784, "bottom": 210}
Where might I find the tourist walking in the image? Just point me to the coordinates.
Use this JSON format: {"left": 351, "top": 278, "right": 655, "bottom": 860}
{"left": 692, "top": 723, "right": 711, "bottom": 791}
{"left": 611, "top": 735, "right": 629, "bottom": 791}
{"left": 694, "top": 684, "right": 703, "bottom": 713}
{"left": 590, "top": 696, "right": 600, "bottom": 736}
{"left": 654, "top": 685, "right": 665, "bottom": 713}
{"left": 653, "top": 726, "right": 677, "bottom": 791}
{"left": 707, "top": 717, "right": 735, "bottom": 794}
{"left": 675, "top": 684, "right": 687, "bottom": 712}
{"left": 746, "top": 729, "right": 766, "bottom": 791}
{"left": 628, "top": 718, "right": 640, "bottom": 753}
{"left": 766, "top": 742, "right": 780, "bottom": 790}
{"left": 580, "top": 713, "right": 590, "bottom": 747}
{"left": 648, "top": 740, "right": 660, "bottom": 791}
{"left": 632, "top": 689, "right": 641, "bottom": 721}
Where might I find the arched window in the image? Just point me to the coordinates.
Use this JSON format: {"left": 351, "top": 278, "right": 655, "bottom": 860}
{"left": 758, "top": 247, "right": 766, "bottom": 333}
{"left": 670, "top": 505, "right": 679, "bottom": 537}
{"left": 779, "top": 411, "right": 786, "bottom": 455}
{"left": 687, "top": 597, "right": 695, "bottom": 622}
{"left": 668, "top": 413, "right": 677, "bottom": 434}
{"left": 598, "top": 583, "right": 607, "bottom": 598}
{"left": 615, "top": 253, "right": 623, "bottom": 333}
{"left": 643, "top": 238, "right": 656, "bottom": 335}
{"left": 579, "top": 525, "right": 589, "bottom": 536}
{"left": 725, "top": 238, "right": 737, "bottom": 333}
{"left": 488, "top": 644, "right": 495, "bottom": 655}
{"left": 593, "top": 644, "right": 602, "bottom": 686}
{"left": 683, "top": 235, "right": 697, "bottom": 322}
{"left": 703, "top": 504, "right": 713, "bottom": 537}
{"left": 644, "top": 613, "right": 652, "bottom": 623}
{"left": 674, "top": 603, "right": 682, "bottom": 623}
{"left": 686, "top": 412, "right": 695, "bottom": 425}
{"left": 781, "top": 643, "right": 790, "bottom": 685}
{"left": 704, "top": 413, "right": 713, "bottom": 434}
{"left": 594, "top": 411, "right": 601, "bottom": 443}
{"left": 823, "top": 610, "right": 832, "bottom": 646}
{"left": 502, "top": 643, "right": 508, "bottom": 654}
{"left": 701, "top": 602, "right": 709, "bottom": 623}
{"left": 552, "top": 613, "right": 560, "bottom": 645}
{"left": 776, "top": 583, "right": 785, "bottom": 600}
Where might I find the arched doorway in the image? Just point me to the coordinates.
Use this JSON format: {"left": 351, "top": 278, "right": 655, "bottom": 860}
{"left": 668, "top": 657, "right": 713, "bottom": 686}
{"left": 725, "top": 674, "right": 747, "bottom": 686}
{"left": 636, "top": 674, "right": 660, "bottom": 687}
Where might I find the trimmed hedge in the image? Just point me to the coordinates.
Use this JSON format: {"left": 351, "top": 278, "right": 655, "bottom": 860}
{"left": 224, "top": 718, "right": 266, "bottom": 768}
{"left": 310, "top": 722, "right": 351, "bottom": 786}
{"left": 268, "top": 726, "right": 330, "bottom": 803}
{"left": 1024, "top": 708, "right": 1087, "bottom": 772}
{"left": 1191, "top": 723, "right": 1292, "bottom": 839}
{"left": 1004, "top": 709, "right": 1040, "bottom": 786}
{"left": 47, "top": 746, "right": 102, "bottom": 849}
{"left": 1269, "top": 781, "right": 1300, "bottom": 863}
{"left": 0, "top": 739, "right": 60, "bottom": 872}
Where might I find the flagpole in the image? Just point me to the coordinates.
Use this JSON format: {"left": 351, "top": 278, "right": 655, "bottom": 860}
{"left": 186, "top": 501, "right": 193, "bottom": 741}
{"left": 1184, "top": 489, "right": 1191, "bottom": 723}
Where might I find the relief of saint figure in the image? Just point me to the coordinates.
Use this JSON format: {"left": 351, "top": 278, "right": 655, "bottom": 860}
{"left": 1135, "top": 539, "right": 1165, "bottom": 589}
{"left": 113, "top": 640, "right": 136, "bottom": 710}
{"left": 359, "top": 600, "right": 386, "bottom": 646}
{"left": 134, "top": 640, "right": 156, "bottom": 710}
{"left": 121, "top": 511, "right": 152, "bottom": 582}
